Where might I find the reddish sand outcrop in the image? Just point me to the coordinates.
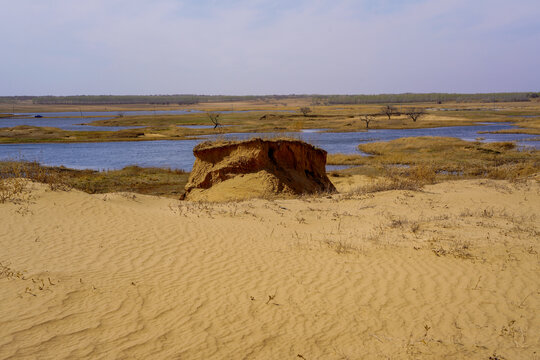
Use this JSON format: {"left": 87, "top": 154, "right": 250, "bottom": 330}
{"left": 183, "top": 138, "right": 336, "bottom": 201}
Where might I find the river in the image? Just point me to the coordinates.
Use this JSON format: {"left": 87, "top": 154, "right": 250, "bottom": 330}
{"left": 0, "top": 123, "right": 536, "bottom": 171}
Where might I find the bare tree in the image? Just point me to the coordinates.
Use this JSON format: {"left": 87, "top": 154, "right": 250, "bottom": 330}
{"left": 299, "top": 107, "right": 312, "bottom": 117}
{"left": 206, "top": 112, "right": 221, "bottom": 129}
{"left": 404, "top": 108, "right": 426, "bottom": 122}
{"left": 361, "top": 115, "right": 374, "bottom": 129}
{"left": 380, "top": 105, "right": 398, "bottom": 120}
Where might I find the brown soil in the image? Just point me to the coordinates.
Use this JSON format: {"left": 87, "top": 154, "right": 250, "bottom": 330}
{"left": 184, "top": 138, "right": 336, "bottom": 201}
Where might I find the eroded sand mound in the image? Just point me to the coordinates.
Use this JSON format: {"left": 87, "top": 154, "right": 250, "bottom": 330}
{"left": 183, "top": 138, "right": 336, "bottom": 201}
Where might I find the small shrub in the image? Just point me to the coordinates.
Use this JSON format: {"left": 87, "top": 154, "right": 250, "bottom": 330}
{"left": 0, "top": 178, "right": 27, "bottom": 204}
{"left": 299, "top": 107, "right": 312, "bottom": 117}
{"left": 0, "top": 162, "right": 30, "bottom": 203}
{"left": 409, "top": 164, "right": 437, "bottom": 184}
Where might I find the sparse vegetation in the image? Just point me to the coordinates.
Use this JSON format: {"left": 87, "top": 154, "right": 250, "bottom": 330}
{"left": 348, "top": 164, "right": 437, "bottom": 195}
{"left": 207, "top": 111, "right": 221, "bottom": 129}
{"left": 299, "top": 107, "right": 312, "bottom": 117}
{"left": 361, "top": 114, "right": 374, "bottom": 129}
{"left": 0, "top": 262, "right": 26, "bottom": 280}
{"left": 325, "top": 239, "right": 361, "bottom": 254}
{"left": 381, "top": 105, "right": 398, "bottom": 120}
{"left": 404, "top": 107, "right": 426, "bottom": 122}
{"left": 0, "top": 177, "right": 28, "bottom": 204}
{"left": 0, "top": 161, "right": 68, "bottom": 204}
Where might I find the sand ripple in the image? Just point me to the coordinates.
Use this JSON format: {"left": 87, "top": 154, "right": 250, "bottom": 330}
{"left": 1, "top": 180, "right": 539, "bottom": 359}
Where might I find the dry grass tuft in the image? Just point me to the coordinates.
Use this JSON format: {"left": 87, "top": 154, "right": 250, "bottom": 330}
{"left": 325, "top": 239, "right": 362, "bottom": 255}
{"left": 0, "top": 160, "right": 69, "bottom": 193}
{"left": 0, "top": 178, "right": 28, "bottom": 204}
{"left": 432, "top": 241, "right": 475, "bottom": 260}
{"left": 0, "top": 262, "right": 26, "bottom": 280}
{"left": 347, "top": 164, "right": 437, "bottom": 195}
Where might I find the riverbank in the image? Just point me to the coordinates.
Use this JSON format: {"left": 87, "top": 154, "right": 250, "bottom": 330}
{"left": 2, "top": 137, "right": 538, "bottom": 198}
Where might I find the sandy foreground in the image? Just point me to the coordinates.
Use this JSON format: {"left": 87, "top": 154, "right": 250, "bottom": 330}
{"left": 0, "top": 178, "right": 539, "bottom": 359}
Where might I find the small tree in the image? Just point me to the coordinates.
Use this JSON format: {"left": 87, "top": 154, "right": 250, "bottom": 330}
{"left": 361, "top": 115, "right": 374, "bottom": 129}
{"left": 299, "top": 107, "right": 312, "bottom": 117}
{"left": 404, "top": 108, "right": 426, "bottom": 122}
{"left": 207, "top": 112, "right": 221, "bottom": 129}
{"left": 381, "top": 105, "right": 398, "bottom": 120}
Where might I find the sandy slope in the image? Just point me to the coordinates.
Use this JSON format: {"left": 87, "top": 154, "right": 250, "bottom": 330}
{"left": 0, "top": 179, "right": 539, "bottom": 359}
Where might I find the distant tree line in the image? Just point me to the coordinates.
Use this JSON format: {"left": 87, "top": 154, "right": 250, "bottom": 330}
{"left": 0, "top": 96, "right": 35, "bottom": 104}
{"left": 1, "top": 92, "right": 538, "bottom": 106}
{"left": 312, "top": 92, "right": 540, "bottom": 105}
{"left": 23, "top": 95, "right": 308, "bottom": 105}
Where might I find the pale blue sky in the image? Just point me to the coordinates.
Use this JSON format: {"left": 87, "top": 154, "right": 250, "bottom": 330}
{"left": 1, "top": 0, "right": 539, "bottom": 95}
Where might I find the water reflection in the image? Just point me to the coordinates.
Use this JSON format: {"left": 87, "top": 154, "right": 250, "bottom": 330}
{"left": 0, "top": 123, "right": 537, "bottom": 171}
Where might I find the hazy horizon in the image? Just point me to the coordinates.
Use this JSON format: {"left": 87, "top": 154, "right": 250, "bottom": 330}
{"left": 3, "top": 91, "right": 540, "bottom": 98}
{"left": 2, "top": 0, "right": 539, "bottom": 96}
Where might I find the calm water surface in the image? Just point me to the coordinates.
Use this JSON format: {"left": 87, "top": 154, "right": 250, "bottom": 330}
{"left": 0, "top": 123, "right": 537, "bottom": 171}
{"left": 12, "top": 109, "right": 202, "bottom": 117}
{"left": 2, "top": 109, "right": 292, "bottom": 131}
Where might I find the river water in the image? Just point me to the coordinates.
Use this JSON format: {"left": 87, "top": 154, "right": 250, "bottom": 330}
{"left": 10, "top": 109, "right": 202, "bottom": 118}
{"left": 1, "top": 109, "right": 292, "bottom": 131}
{"left": 0, "top": 123, "right": 536, "bottom": 171}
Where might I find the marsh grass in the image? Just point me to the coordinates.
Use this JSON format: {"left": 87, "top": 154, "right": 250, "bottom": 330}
{"left": 68, "top": 166, "right": 189, "bottom": 197}
{"left": 329, "top": 137, "right": 539, "bottom": 182}
{"left": 0, "top": 161, "right": 189, "bottom": 198}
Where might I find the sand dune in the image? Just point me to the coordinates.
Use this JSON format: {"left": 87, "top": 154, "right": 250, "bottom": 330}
{"left": 1, "top": 179, "right": 539, "bottom": 359}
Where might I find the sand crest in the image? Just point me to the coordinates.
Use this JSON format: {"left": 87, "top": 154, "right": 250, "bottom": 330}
{"left": 0, "top": 179, "right": 539, "bottom": 359}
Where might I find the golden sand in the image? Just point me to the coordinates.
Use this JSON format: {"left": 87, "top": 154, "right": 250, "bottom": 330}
{"left": 1, "top": 179, "right": 539, "bottom": 359}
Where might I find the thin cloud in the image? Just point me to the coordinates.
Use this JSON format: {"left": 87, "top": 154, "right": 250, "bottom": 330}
{"left": 1, "top": 0, "right": 539, "bottom": 95}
